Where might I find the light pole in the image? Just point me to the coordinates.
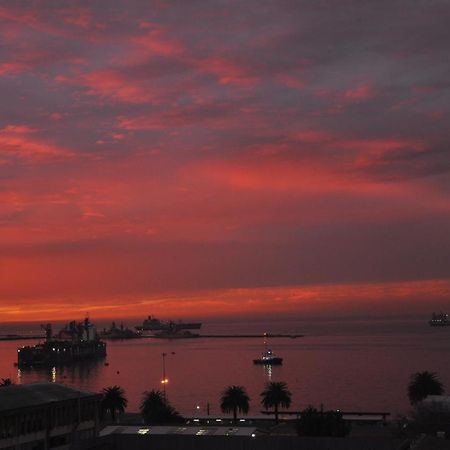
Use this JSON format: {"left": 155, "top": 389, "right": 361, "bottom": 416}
{"left": 161, "top": 352, "right": 169, "bottom": 399}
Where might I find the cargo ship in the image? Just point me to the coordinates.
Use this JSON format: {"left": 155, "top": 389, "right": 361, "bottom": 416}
{"left": 17, "top": 318, "right": 107, "bottom": 367}
{"left": 136, "top": 315, "right": 202, "bottom": 332}
{"left": 429, "top": 312, "right": 450, "bottom": 327}
{"left": 100, "top": 321, "right": 141, "bottom": 340}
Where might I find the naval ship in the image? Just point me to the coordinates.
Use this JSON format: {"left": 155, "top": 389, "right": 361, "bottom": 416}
{"left": 17, "top": 318, "right": 107, "bottom": 367}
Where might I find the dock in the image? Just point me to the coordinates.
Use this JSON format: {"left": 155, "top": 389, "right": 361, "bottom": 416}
{"left": 1, "top": 333, "right": 303, "bottom": 341}
{"left": 143, "top": 333, "right": 304, "bottom": 339}
{"left": 198, "top": 334, "right": 303, "bottom": 338}
{"left": 0, "top": 335, "right": 44, "bottom": 341}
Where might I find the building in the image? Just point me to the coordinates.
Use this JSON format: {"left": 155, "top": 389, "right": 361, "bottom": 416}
{"left": 0, "top": 383, "right": 101, "bottom": 450}
{"left": 88, "top": 425, "right": 403, "bottom": 450}
{"left": 421, "top": 395, "right": 450, "bottom": 411}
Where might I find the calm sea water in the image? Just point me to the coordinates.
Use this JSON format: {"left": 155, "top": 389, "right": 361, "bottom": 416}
{"left": 1, "top": 317, "right": 449, "bottom": 417}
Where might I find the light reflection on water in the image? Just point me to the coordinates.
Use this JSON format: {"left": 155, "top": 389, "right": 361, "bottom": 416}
{"left": 264, "top": 364, "right": 272, "bottom": 380}
{"left": 0, "top": 320, "right": 449, "bottom": 417}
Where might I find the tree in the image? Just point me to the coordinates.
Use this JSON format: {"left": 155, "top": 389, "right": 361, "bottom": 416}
{"left": 101, "top": 386, "right": 128, "bottom": 422}
{"left": 140, "top": 390, "right": 183, "bottom": 424}
{"left": 296, "top": 406, "right": 351, "bottom": 437}
{"left": 260, "top": 381, "right": 292, "bottom": 423}
{"left": 408, "top": 371, "right": 444, "bottom": 405}
{"left": 220, "top": 385, "right": 250, "bottom": 423}
{"left": 0, "top": 378, "right": 13, "bottom": 387}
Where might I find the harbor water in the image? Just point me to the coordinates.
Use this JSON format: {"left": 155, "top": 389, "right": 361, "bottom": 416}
{"left": 0, "top": 317, "right": 449, "bottom": 417}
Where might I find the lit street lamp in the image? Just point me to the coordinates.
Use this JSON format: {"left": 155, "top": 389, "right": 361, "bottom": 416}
{"left": 161, "top": 352, "right": 168, "bottom": 399}
{"left": 161, "top": 352, "right": 175, "bottom": 399}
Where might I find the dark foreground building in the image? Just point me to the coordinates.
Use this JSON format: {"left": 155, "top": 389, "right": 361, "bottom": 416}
{"left": 0, "top": 383, "right": 101, "bottom": 450}
{"left": 80, "top": 425, "right": 406, "bottom": 450}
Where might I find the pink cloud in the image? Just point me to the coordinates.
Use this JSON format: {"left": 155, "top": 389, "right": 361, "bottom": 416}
{"left": 57, "top": 69, "right": 158, "bottom": 104}
{"left": 0, "top": 62, "right": 28, "bottom": 76}
{"left": 343, "top": 83, "right": 375, "bottom": 101}
{"left": 197, "top": 55, "right": 258, "bottom": 86}
{"left": 59, "top": 6, "right": 93, "bottom": 29}
{"left": 274, "top": 73, "right": 306, "bottom": 89}
{"left": 133, "top": 29, "right": 184, "bottom": 57}
{"left": 0, "top": 126, "right": 74, "bottom": 162}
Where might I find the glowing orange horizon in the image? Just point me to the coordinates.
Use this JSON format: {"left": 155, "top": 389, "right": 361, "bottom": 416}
{"left": 1, "top": 278, "right": 449, "bottom": 324}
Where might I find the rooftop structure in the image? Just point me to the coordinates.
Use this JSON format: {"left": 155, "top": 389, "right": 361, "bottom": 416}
{"left": 0, "top": 383, "right": 101, "bottom": 450}
{"left": 93, "top": 425, "right": 403, "bottom": 450}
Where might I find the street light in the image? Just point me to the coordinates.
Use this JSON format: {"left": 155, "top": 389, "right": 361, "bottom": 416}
{"left": 161, "top": 352, "right": 168, "bottom": 399}
{"left": 161, "top": 352, "right": 175, "bottom": 399}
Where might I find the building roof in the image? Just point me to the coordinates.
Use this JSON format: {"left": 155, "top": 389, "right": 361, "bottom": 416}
{"left": 0, "top": 382, "right": 98, "bottom": 413}
{"left": 422, "top": 395, "right": 450, "bottom": 403}
{"left": 100, "top": 425, "right": 258, "bottom": 437}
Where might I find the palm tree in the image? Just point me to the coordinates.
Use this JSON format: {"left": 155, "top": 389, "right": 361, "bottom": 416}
{"left": 260, "top": 381, "right": 292, "bottom": 424}
{"left": 140, "top": 389, "right": 183, "bottom": 424}
{"left": 101, "top": 385, "right": 128, "bottom": 422}
{"left": 408, "top": 371, "right": 444, "bottom": 405}
{"left": 220, "top": 385, "right": 250, "bottom": 423}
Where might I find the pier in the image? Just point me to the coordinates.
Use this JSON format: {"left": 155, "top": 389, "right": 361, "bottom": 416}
{"left": 1, "top": 333, "right": 304, "bottom": 341}
{"left": 144, "top": 333, "right": 304, "bottom": 339}
{"left": 0, "top": 334, "right": 44, "bottom": 341}
{"left": 196, "top": 334, "right": 303, "bottom": 339}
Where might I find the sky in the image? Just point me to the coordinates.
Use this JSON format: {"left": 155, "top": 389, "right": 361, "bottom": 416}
{"left": 0, "top": 0, "right": 450, "bottom": 322}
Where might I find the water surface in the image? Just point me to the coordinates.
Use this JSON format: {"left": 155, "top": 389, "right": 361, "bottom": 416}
{"left": 1, "top": 318, "right": 449, "bottom": 417}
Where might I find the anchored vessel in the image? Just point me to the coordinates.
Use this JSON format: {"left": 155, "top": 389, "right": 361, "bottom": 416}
{"left": 136, "top": 315, "right": 202, "bottom": 332}
{"left": 17, "top": 318, "right": 107, "bottom": 367}
{"left": 100, "top": 321, "right": 140, "bottom": 339}
{"left": 253, "top": 348, "right": 283, "bottom": 365}
{"left": 429, "top": 312, "right": 450, "bottom": 327}
{"left": 253, "top": 334, "right": 283, "bottom": 365}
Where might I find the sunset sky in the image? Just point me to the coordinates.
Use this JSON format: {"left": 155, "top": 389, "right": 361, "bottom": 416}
{"left": 1, "top": 1, "right": 449, "bottom": 322}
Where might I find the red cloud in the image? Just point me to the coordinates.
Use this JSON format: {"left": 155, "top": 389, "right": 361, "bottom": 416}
{"left": 196, "top": 55, "right": 258, "bottom": 86}
{"left": 59, "top": 6, "right": 93, "bottom": 29}
{"left": 133, "top": 29, "right": 184, "bottom": 57}
{"left": 0, "top": 62, "right": 28, "bottom": 76}
{"left": 57, "top": 69, "right": 158, "bottom": 104}
{"left": 0, "top": 125, "right": 74, "bottom": 162}
{"left": 343, "top": 83, "right": 375, "bottom": 101}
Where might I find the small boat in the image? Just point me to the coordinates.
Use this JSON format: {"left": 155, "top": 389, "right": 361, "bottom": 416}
{"left": 253, "top": 348, "right": 283, "bottom": 365}
{"left": 253, "top": 334, "right": 283, "bottom": 365}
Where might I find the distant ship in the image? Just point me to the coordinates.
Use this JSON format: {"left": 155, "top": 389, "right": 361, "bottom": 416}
{"left": 100, "top": 321, "right": 140, "bottom": 340}
{"left": 136, "top": 315, "right": 202, "bottom": 332}
{"left": 253, "top": 334, "right": 283, "bottom": 365}
{"left": 429, "top": 312, "right": 450, "bottom": 327}
{"left": 152, "top": 329, "right": 200, "bottom": 339}
{"left": 17, "top": 318, "right": 107, "bottom": 367}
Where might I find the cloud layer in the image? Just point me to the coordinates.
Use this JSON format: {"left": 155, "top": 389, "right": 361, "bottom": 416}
{"left": 1, "top": 1, "right": 450, "bottom": 321}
